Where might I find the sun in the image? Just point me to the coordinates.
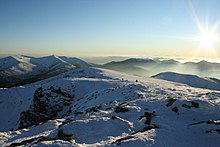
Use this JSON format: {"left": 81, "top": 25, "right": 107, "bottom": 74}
{"left": 188, "top": 10, "right": 220, "bottom": 58}
{"left": 188, "top": 17, "right": 220, "bottom": 58}
{"left": 190, "top": 23, "right": 220, "bottom": 58}
{"left": 193, "top": 28, "right": 220, "bottom": 49}
{"left": 188, "top": 2, "right": 220, "bottom": 56}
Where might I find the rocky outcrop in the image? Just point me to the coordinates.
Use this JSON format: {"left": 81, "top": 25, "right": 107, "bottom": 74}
{"left": 19, "top": 86, "right": 74, "bottom": 129}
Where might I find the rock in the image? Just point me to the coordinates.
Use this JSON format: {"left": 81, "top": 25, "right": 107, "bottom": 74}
{"left": 182, "top": 101, "right": 199, "bottom": 109}
{"left": 166, "top": 98, "right": 177, "bottom": 107}
{"left": 114, "top": 106, "right": 129, "bottom": 113}
{"left": 19, "top": 86, "right": 74, "bottom": 129}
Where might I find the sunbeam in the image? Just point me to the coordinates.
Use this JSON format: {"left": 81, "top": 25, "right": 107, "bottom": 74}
{"left": 188, "top": 1, "right": 220, "bottom": 58}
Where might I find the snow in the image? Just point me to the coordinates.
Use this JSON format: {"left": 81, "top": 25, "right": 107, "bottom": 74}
{"left": 59, "top": 56, "right": 90, "bottom": 67}
{"left": 0, "top": 55, "right": 36, "bottom": 75}
{"left": 0, "top": 55, "right": 90, "bottom": 87}
{"left": 153, "top": 71, "right": 220, "bottom": 91}
{"left": 0, "top": 55, "right": 32, "bottom": 71}
{"left": 0, "top": 86, "right": 37, "bottom": 131}
{"left": 0, "top": 67, "right": 219, "bottom": 146}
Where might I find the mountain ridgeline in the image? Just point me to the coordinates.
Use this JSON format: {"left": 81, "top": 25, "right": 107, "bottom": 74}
{"left": 0, "top": 55, "right": 90, "bottom": 88}
{"left": 1, "top": 56, "right": 220, "bottom": 88}
{"left": 101, "top": 58, "right": 220, "bottom": 78}
{"left": 0, "top": 55, "right": 220, "bottom": 146}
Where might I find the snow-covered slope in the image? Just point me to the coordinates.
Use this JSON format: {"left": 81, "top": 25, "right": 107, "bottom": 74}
{"left": 0, "top": 55, "right": 90, "bottom": 88}
{"left": 153, "top": 72, "right": 220, "bottom": 91}
{"left": 0, "top": 56, "right": 23, "bottom": 70}
{"left": 0, "top": 55, "right": 36, "bottom": 73}
{"left": 0, "top": 68, "right": 219, "bottom": 146}
{"left": 30, "top": 55, "right": 70, "bottom": 69}
{"left": 59, "top": 56, "right": 90, "bottom": 67}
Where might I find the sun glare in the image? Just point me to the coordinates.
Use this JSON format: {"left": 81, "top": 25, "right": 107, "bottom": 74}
{"left": 187, "top": 1, "right": 220, "bottom": 59}
{"left": 195, "top": 29, "right": 219, "bottom": 49}
{"left": 188, "top": 3, "right": 220, "bottom": 58}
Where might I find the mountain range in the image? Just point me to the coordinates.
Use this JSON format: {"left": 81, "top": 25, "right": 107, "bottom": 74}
{"left": 0, "top": 55, "right": 220, "bottom": 146}
{"left": 0, "top": 55, "right": 90, "bottom": 88}
{"left": 101, "top": 58, "right": 220, "bottom": 78}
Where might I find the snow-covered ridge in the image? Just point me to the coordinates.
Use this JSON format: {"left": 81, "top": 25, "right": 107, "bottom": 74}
{"left": 152, "top": 72, "right": 220, "bottom": 91}
{"left": 0, "top": 55, "right": 90, "bottom": 71}
{"left": 0, "top": 55, "right": 33, "bottom": 71}
{"left": 0, "top": 55, "right": 90, "bottom": 88}
{"left": 0, "top": 67, "right": 219, "bottom": 146}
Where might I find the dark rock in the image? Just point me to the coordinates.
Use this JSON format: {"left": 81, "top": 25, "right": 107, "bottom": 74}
{"left": 139, "top": 111, "right": 156, "bottom": 125}
{"left": 182, "top": 101, "right": 199, "bottom": 109}
{"left": 19, "top": 86, "right": 74, "bottom": 129}
{"left": 111, "top": 116, "right": 117, "bottom": 119}
{"left": 166, "top": 98, "right": 177, "bottom": 107}
{"left": 58, "top": 129, "right": 73, "bottom": 140}
{"left": 114, "top": 106, "right": 129, "bottom": 113}
{"left": 172, "top": 107, "right": 179, "bottom": 115}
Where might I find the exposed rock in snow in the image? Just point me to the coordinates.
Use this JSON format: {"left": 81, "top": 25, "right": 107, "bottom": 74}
{"left": 0, "top": 68, "right": 219, "bottom": 146}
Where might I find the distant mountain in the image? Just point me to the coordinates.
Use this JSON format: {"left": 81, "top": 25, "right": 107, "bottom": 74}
{"left": 102, "top": 58, "right": 180, "bottom": 76}
{"left": 0, "top": 67, "right": 219, "bottom": 146}
{"left": 152, "top": 72, "right": 220, "bottom": 91}
{"left": 104, "top": 58, "right": 157, "bottom": 66}
{"left": 158, "top": 59, "right": 179, "bottom": 65}
{"left": 102, "top": 58, "right": 220, "bottom": 78}
{"left": 208, "top": 77, "right": 220, "bottom": 84}
{"left": 0, "top": 55, "right": 90, "bottom": 88}
{"left": 82, "top": 56, "right": 129, "bottom": 64}
{"left": 184, "top": 60, "right": 220, "bottom": 70}
{"left": 102, "top": 58, "right": 156, "bottom": 76}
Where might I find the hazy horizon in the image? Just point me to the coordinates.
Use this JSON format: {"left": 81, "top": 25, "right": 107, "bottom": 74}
{"left": 2, "top": 53, "right": 220, "bottom": 64}
{"left": 1, "top": 0, "right": 220, "bottom": 59}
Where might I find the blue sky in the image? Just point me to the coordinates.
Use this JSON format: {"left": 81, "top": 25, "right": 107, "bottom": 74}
{"left": 0, "top": 0, "right": 220, "bottom": 58}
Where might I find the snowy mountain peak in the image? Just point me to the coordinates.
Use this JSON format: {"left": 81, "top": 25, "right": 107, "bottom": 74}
{"left": 0, "top": 55, "right": 32, "bottom": 71}
{"left": 0, "top": 56, "right": 20, "bottom": 69}
{"left": 30, "top": 55, "right": 69, "bottom": 67}
{"left": 0, "top": 55, "right": 90, "bottom": 88}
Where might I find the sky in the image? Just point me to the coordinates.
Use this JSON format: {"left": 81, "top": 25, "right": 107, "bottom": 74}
{"left": 0, "top": 0, "right": 220, "bottom": 59}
